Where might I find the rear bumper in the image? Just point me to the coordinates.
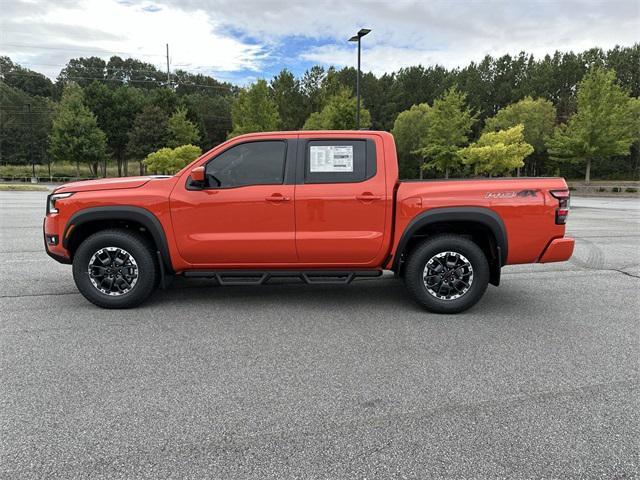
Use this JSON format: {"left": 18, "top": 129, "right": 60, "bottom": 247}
{"left": 538, "top": 237, "right": 575, "bottom": 263}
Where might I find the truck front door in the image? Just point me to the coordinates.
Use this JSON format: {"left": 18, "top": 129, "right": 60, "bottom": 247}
{"left": 170, "top": 137, "right": 298, "bottom": 266}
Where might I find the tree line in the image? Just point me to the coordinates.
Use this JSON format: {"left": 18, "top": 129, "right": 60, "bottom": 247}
{"left": 0, "top": 44, "right": 638, "bottom": 181}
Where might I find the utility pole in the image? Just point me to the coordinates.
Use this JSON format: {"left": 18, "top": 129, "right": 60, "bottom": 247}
{"left": 356, "top": 39, "right": 361, "bottom": 128}
{"left": 27, "top": 103, "right": 36, "bottom": 181}
{"left": 348, "top": 29, "right": 371, "bottom": 129}
{"left": 166, "top": 43, "right": 170, "bottom": 87}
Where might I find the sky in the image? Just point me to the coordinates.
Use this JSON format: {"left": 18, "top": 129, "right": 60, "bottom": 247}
{"left": 1, "top": 0, "right": 639, "bottom": 85}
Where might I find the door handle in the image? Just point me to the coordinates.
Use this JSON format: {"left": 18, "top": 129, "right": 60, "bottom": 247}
{"left": 265, "top": 194, "right": 290, "bottom": 202}
{"left": 356, "top": 193, "right": 381, "bottom": 201}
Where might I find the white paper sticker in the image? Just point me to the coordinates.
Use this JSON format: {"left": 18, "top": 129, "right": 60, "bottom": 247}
{"left": 309, "top": 145, "right": 354, "bottom": 172}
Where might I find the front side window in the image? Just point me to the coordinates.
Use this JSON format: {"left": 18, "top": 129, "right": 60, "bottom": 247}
{"left": 204, "top": 141, "right": 286, "bottom": 188}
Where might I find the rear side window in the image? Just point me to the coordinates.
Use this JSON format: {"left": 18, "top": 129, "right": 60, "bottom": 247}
{"left": 304, "top": 139, "right": 376, "bottom": 184}
{"left": 205, "top": 141, "right": 286, "bottom": 188}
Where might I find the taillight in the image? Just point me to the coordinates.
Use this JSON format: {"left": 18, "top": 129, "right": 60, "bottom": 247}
{"left": 550, "top": 190, "right": 570, "bottom": 225}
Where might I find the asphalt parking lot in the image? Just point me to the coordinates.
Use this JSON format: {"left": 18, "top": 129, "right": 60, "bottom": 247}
{"left": 1, "top": 190, "right": 639, "bottom": 479}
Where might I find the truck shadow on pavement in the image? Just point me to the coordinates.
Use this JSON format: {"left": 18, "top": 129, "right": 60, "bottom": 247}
{"left": 143, "top": 275, "right": 520, "bottom": 316}
{"left": 149, "top": 276, "right": 411, "bottom": 308}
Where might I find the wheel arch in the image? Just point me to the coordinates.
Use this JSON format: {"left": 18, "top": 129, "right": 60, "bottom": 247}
{"left": 392, "top": 207, "right": 507, "bottom": 285}
{"left": 63, "top": 206, "right": 174, "bottom": 275}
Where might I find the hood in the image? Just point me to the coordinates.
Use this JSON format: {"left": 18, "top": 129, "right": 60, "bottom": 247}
{"left": 54, "top": 176, "right": 170, "bottom": 194}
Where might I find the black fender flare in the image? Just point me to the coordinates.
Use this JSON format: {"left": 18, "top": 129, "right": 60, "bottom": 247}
{"left": 63, "top": 206, "right": 174, "bottom": 274}
{"left": 392, "top": 206, "right": 508, "bottom": 272}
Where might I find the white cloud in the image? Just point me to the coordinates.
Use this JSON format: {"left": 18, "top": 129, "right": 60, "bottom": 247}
{"left": 159, "top": 0, "right": 638, "bottom": 73}
{"left": 1, "top": 0, "right": 267, "bottom": 78}
{"left": 286, "top": 0, "right": 640, "bottom": 73}
{"left": 1, "top": 0, "right": 638, "bottom": 81}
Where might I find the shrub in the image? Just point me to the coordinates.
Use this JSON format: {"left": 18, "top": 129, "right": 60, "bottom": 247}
{"left": 144, "top": 144, "right": 202, "bottom": 175}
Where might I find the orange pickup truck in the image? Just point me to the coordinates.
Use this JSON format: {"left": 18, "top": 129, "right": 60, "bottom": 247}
{"left": 44, "top": 130, "right": 574, "bottom": 313}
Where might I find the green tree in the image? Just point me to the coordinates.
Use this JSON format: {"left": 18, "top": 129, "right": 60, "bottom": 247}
{"left": 416, "top": 87, "right": 476, "bottom": 178}
{"left": 391, "top": 103, "right": 431, "bottom": 178}
{"left": 147, "top": 87, "right": 178, "bottom": 115}
{"left": 546, "top": 68, "right": 639, "bottom": 182}
{"left": 83, "top": 81, "right": 112, "bottom": 175}
{"left": 302, "top": 88, "right": 371, "bottom": 130}
{"left": 229, "top": 79, "right": 280, "bottom": 138}
{"left": 1, "top": 56, "right": 55, "bottom": 97}
{"left": 143, "top": 144, "right": 201, "bottom": 174}
{"left": 167, "top": 107, "right": 200, "bottom": 147}
{"left": 48, "top": 83, "right": 107, "bottom": 176}
{"left": 461, "top": 124, "right": 534, "bottom": 176}
{"left": 57, "top": 57, "right": 107, "bottom": 88}
{"left": 106, "top": 56, "right": 166, "bottom": 88}
{"left": 83, "top": 82, "right": 145, "bottom": 176}
{"left": 109, "top": 86, "right": 145, "bottom": 176}
{"left": 0, "top": 81, "right": 55, "bottom": 172}
{"left": 300, "top": 66, "right": 326, "bottom": 114}
{"left": 484, "top": 96, "right": 556, "bottom": 175}
{"left": 127, "top": 105, "right": 170, "bottom": 174}
{"left": 179, "top": 93, "right": 232, "bottom": 149}
{"left": 270, "top": 69, "right": 306, "bottom": 130}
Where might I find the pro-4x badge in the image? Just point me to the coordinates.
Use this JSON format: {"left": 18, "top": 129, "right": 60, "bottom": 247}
{"left": 485, "top": 189, "right": 538, "bottom": 199}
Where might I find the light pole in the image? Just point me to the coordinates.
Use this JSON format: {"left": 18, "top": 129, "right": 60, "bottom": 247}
{"left": 349, "top": 28, "right": 370, "bottom": 129}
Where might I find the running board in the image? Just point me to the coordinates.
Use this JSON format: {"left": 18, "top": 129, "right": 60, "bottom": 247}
{"left": 182, "top": 269, "right": 382, "bottom": 286}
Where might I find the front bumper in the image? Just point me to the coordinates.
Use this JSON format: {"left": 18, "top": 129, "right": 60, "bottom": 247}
{"left": 43, "top": 216, "right": 71, "bottom": 264}
{"left": 538, "top": 237, "right": 575, "bottom": 263}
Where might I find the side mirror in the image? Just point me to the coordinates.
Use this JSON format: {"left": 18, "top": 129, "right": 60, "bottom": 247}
{"left": 191, "top": 166, "right": 205, "bottom": 183}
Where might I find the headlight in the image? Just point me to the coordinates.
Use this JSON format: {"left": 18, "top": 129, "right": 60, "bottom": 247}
{"left": 47, "top": 192, "right": 74, "bottom": 214}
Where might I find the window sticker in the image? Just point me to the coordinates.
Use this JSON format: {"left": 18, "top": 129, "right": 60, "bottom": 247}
{"left": 309, "top": 145, "right": 354, "bottom": 172}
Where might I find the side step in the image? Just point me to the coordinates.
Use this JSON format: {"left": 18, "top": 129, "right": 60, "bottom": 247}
{"left": 182, "top": 269, "right": 383, "bottom": 286}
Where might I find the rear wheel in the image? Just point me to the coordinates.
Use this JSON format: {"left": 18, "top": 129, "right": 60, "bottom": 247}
{"left": 72, "top": 229, "right": 158, "bottom": 308}
{"left": 404, "top": 234, "right": 489, "bottom": 314}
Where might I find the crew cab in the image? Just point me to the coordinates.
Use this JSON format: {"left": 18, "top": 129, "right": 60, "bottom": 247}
{"left": 44, "top": 131, "right": 574, "bottom": 313}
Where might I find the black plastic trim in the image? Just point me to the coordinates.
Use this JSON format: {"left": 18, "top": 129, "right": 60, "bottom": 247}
{"left": 62, "top": 206, "right": 174, "bottom": 274}
{"left": 182, "top": 269, "right": 382, "bottom": 285}
{"left": 391, "top": 207, "right": 508, "bottom": 272}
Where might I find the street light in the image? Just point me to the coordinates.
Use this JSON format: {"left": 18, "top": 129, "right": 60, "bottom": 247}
{"left": 349, "top": 28, "right": 371, "bottom": 129}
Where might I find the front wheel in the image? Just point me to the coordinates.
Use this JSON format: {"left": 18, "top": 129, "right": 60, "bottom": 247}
{"left": 72, "top": 229, "right": 158, "bottom": 308}
{"left": 404, "top": 234, "right": 490, "bottom": 314}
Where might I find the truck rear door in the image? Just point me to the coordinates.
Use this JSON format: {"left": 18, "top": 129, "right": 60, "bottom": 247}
{"left": 294, "top": 135, "right": 387, "bottom": 266}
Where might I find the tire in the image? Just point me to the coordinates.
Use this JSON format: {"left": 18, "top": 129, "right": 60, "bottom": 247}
{"left": 404, "top": 234, "right": 489, "bottom": 314}
{"left": 72, "top": 229, "right": 158, "bottom": 308}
